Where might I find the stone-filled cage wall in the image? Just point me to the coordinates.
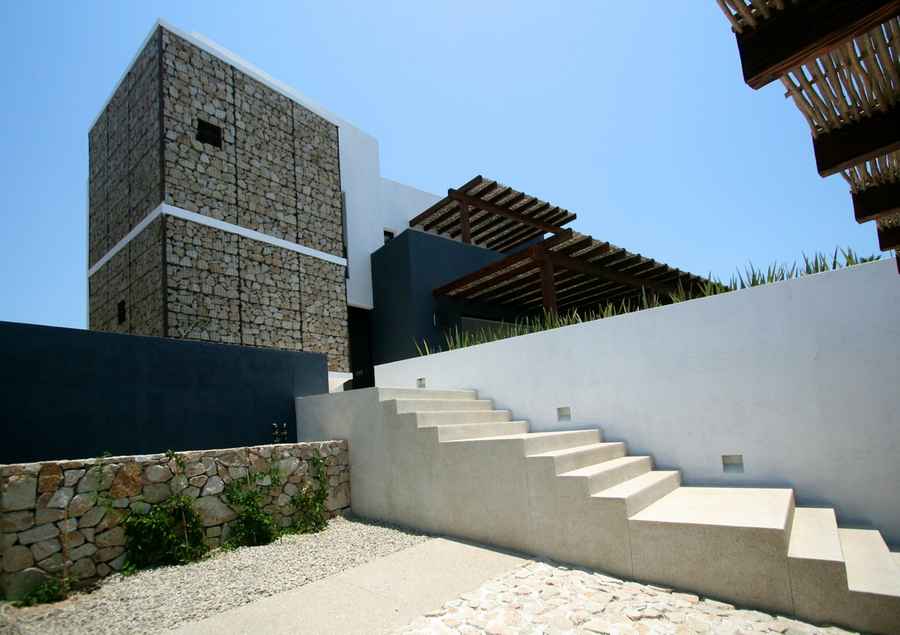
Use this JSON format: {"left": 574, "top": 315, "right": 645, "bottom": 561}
{"left": 88, "top": 25, "right": 350, "bottom": 371}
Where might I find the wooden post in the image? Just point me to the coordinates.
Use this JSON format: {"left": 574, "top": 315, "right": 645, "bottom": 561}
{"left": 540, "top": 254, "right": 557, "bottom": 314}
{"left": 459, "top": 201, "right": 471, "bottom": 244}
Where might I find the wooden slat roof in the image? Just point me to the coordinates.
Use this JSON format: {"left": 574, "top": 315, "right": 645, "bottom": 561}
{"left": 433, "top": 230, "right": 709, "bottom": 313}
{"left": 717, "top": 2, "right": 900, "bottom": 256}
{"left": 717, "top": 0, "right": 787, "bottom": 33}
{"left": 408, "top": 175, "right": 577, "bottom": 252}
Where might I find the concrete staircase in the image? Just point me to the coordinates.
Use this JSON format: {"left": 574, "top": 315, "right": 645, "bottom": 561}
{"left": 374, "top": 387, "right": 900, "bottom": 634}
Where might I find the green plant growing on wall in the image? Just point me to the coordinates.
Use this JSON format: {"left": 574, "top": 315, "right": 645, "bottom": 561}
{"left": 13, "top": 575, "right": 72, "bottom": 607}
{"left": 122, "top": 495, "right": 208, "bottom": 570}
{"left": 165, "top": 448, "right": 186, "bottom": 473}
{"left": 290, "top": 451, "right": 329, "bottom": 534}
{"left": 222, "top": 468, "right": 282, "bottom": 548}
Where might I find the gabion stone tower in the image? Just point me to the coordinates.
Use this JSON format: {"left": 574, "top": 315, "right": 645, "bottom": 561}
{"left": 88, "top": 25, "right": 350, "bottom": 372}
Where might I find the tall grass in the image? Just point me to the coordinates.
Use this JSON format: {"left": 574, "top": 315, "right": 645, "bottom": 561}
{"left": 416, "top": 247, "right": 881, "bottom": 355}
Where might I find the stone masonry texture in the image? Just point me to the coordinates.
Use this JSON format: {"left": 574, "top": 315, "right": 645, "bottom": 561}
{"left": 0, "top": 441, "right": 350, "bottom": 598}
{"left": 88, "top": 26, "right": 349, "bottom": 371}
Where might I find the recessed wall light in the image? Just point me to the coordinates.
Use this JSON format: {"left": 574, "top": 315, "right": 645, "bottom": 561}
{"left": 722, "top": 454, "right": 744, "bottom": 473}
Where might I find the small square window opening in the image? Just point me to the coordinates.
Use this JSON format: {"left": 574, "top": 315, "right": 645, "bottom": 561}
{"left": 196, "top": 119, "right": 223, "bottom": 149}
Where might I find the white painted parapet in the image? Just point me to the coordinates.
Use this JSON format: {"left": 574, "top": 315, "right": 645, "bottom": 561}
{"left": 374, "top": 260, "right": 900, "bottom": 546}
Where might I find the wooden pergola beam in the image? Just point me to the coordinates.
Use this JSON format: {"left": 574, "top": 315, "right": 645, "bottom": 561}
{"left": 466, "top": 238, "right": 602, "bottom": 304}
{"left": 524, "top": 258, "right": 662, "bottom": 310}
{"left": 735, "top": 0, "right": 900, "bottom": 90}
{"left": 448, "top": 190, "right": 574, "bottom": 235}
{"left": 464, "top": 265, "right": 543, "bottom": 302}
{"left": 446, "top": 193, "right": 528, "bottom": 240}
{"left": 409, "top": 175, "right": 483, "bottom": 227}
{"left": 546, "top": 251, "right": 677, "bottom": 295}
{"left": 485, "top": 209, "right": 564, "bottom": 251}
{"left": 815, "top": 106, "right": 900, "bottom": 177}
{"left": 511, "top": 249, "right": 633, "bottom": 308}
{"left": 853, "top": 181, "right": 900, "bottom": 223}
{"left": 432, "top": 249, "right": 535, "bottom": 298}
{"left": 422, "top": 183, "right": 506, "bottom": 233}
{"left": 432, "top": 230, "right": 574, "bottom": 297}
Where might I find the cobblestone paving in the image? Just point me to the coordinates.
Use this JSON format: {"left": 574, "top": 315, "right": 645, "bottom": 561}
{"left": 395, "top": 561, "right": 856, "bottom": 635}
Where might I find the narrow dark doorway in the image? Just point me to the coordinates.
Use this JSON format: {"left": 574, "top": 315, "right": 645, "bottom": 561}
{"left": 348, "top": 306, "right": 374, "bottom": 389}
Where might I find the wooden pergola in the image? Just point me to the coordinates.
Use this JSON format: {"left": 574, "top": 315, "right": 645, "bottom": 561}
{"left": 433, "top": 229, "right": 709, "bottom": 314}
{"left": 408, "top": 175, "right": 577, "bottom": 252}
{"left": 717, "top": 1, "right": 900, "bottom": 264}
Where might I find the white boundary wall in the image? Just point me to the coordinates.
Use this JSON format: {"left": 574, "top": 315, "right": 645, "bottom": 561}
{"left": 375, "top": 260, "right": 900, "bottom": 545}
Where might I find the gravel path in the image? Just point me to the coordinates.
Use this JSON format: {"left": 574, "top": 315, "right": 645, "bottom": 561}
{"left": 0, "top": 515, "right": 429, "bottom": 635}
{"left": 394, "top": 561, "right": 856, "bottom": 635}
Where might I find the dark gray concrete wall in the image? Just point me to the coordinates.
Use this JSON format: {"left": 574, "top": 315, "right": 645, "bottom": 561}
{"left": 371, "top": 230, "right": 513, "bottom": 364}
{"left": 0, "top": 321, "right": 328, "bottom": 464}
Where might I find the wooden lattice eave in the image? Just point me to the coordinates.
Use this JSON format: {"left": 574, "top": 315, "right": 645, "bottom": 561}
{"left": 718, "top": 1, "right": 900, "bottom": 256}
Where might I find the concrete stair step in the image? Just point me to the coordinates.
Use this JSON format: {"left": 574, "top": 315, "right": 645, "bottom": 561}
{"left": 788, "top": 508, "right": 844, "bottom": 564}
{"left": 528, "top": 442, "right": 625, "bottom": 474}
{"left": 592, "top": 470, "right": 681, "bottom": 517}
{"left": 631, "top": 487, "right": 795, "bottom": 532}
{"left": 442, "top": 429, "right": 601, "bottom": 455}
{"left": 390, "top": 398, "right": 494, "bottom": 413}
{"left": 519, "top": 430, "right": 601, "bottom": 454}
{"left": 839, "top": 528, "right": 900, "bottom": 598}
{"left": 377, "top": 387, "right": 478, "bottom": 401}
{"left": 628, "top": 488, "right": 796, "bottom": 615}
{"left": 436, "top": 421, "right": 529, "bottom": 441}
{"left": 414, "top": 410, "right": 512, "bottom": 426}
{"left": 560, "top": 456, "right": 652, "bottom": 495}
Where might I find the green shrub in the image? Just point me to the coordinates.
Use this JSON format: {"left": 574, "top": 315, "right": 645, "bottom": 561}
{"left": 13, "top": 576, "right": 71, "bottom": 607}
{"left": 290, "top": 451, "right": 329, "bottom": 534}
{"left": 122, "top": 495, "right": 207, "bottom": 570}
{"left": 223, "top": 470, "right": 282, "bottom": 548}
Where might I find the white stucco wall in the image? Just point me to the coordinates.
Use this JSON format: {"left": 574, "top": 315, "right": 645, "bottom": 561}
{"left": 375, "top": 260, "right": 900, "bottom": 546}
{"left": 342, "top": 177, "right": 439, "bottom": 309}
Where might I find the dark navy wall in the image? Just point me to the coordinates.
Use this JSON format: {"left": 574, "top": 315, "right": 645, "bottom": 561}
{"left": 371, "top": 229, "right": 514, "bottom": 364}
{"left": 0, "top": 321, "right": 328, "bottom": 464}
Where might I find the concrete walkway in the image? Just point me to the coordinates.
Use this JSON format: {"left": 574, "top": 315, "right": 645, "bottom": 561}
{"left": 168, "top": 538, "right": 527, "bottom": 634}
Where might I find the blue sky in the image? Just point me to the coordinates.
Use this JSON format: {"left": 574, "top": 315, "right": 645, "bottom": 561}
{"left": 0, "top": 1, "right": 880, "bottom": 329}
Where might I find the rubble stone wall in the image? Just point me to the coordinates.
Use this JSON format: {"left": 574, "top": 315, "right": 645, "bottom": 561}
{"left": 0, "top": 442, "right": 349, "bottom": 596}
